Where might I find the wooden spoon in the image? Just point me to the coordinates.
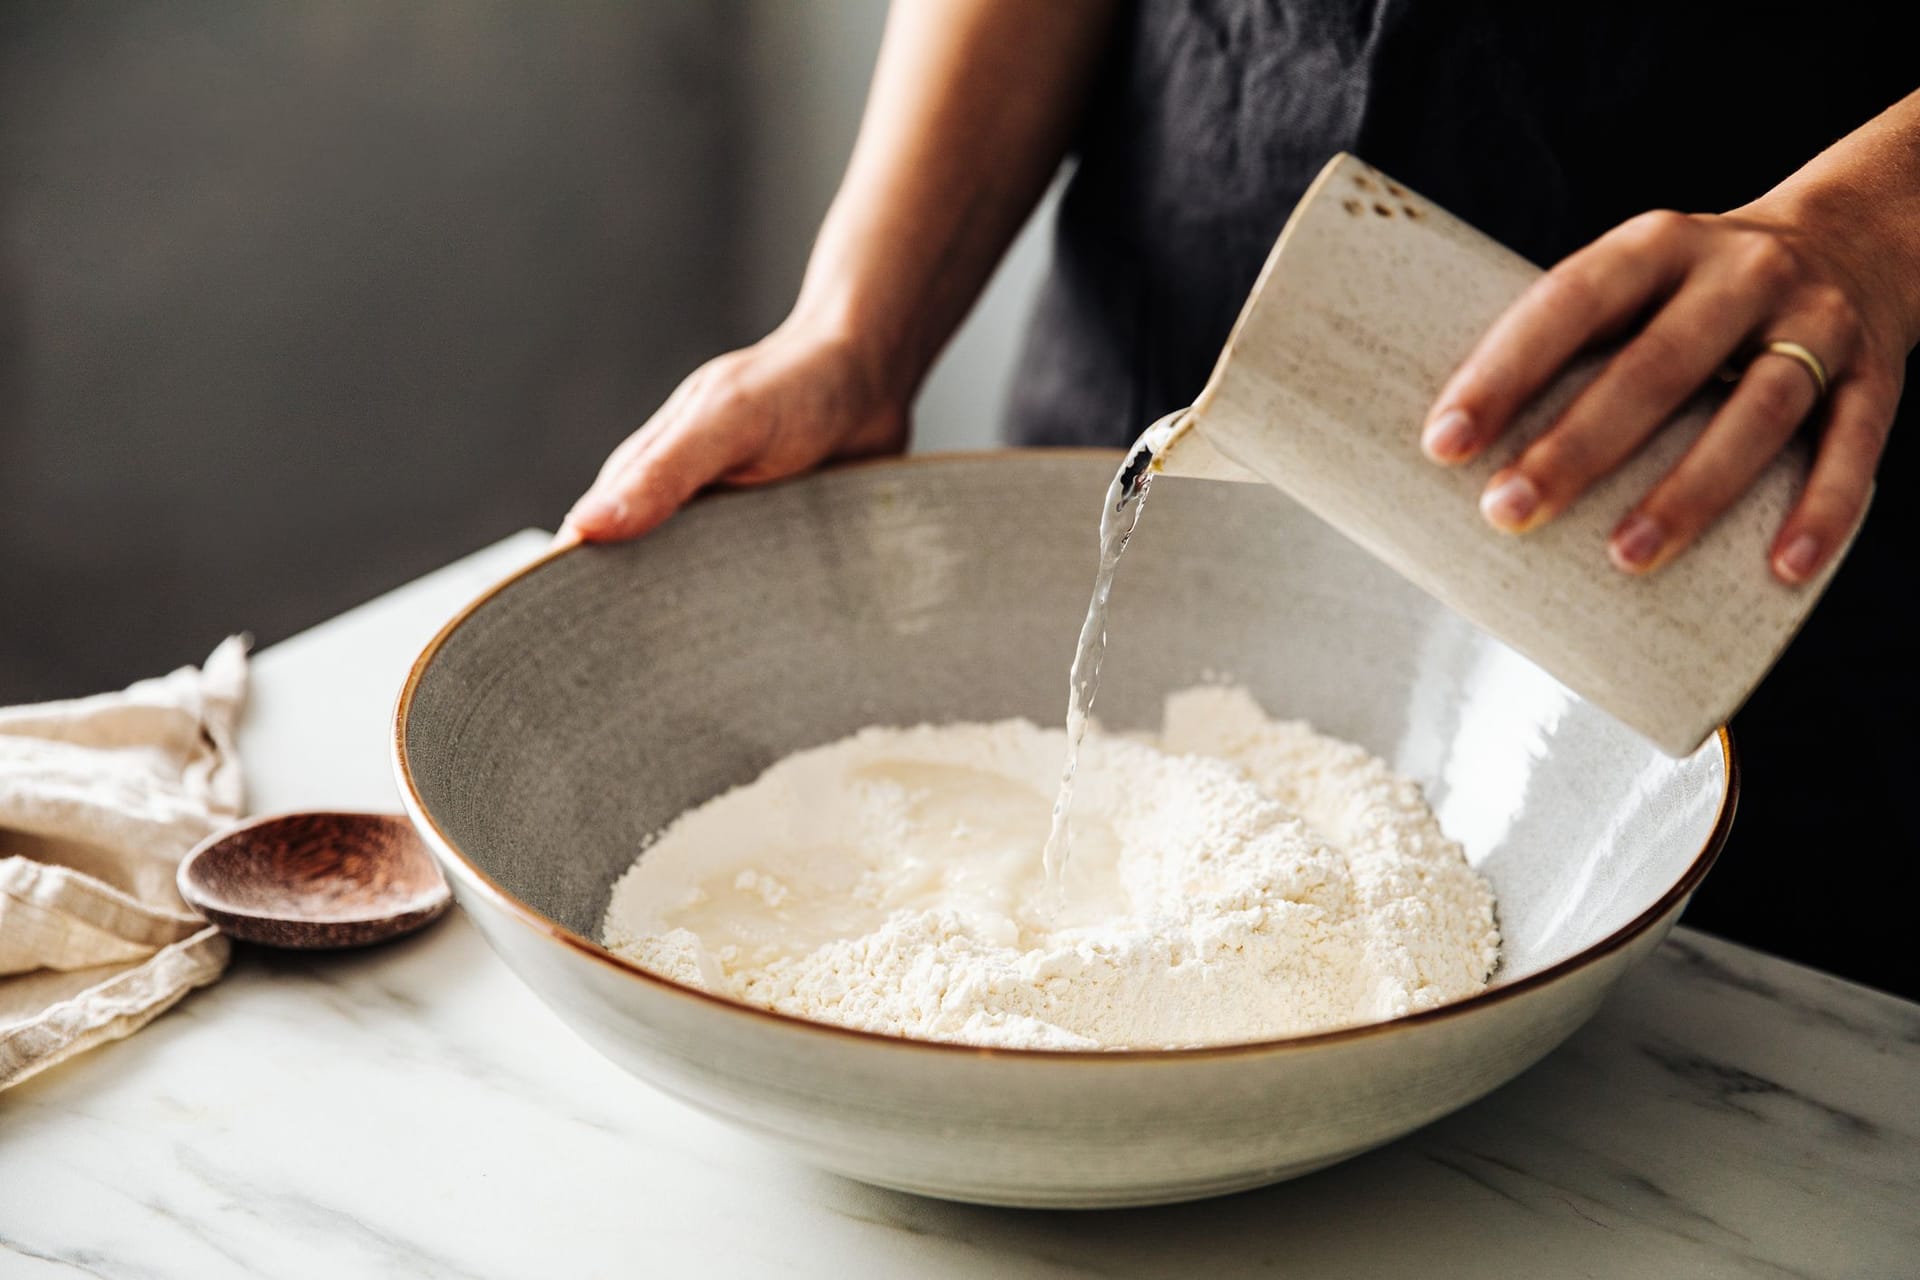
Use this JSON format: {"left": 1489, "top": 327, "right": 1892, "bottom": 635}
{"left": 177, "top": 811, "right": 450, "bottom": 949}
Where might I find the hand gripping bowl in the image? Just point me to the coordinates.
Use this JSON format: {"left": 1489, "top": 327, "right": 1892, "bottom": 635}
{"left": 393, "top": 452, "right": 1733, "bottom": 1209}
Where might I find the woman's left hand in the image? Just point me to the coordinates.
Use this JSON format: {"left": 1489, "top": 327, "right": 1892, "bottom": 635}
{"left": 1420, "top": 202, "right": 1911, "bottom": 583}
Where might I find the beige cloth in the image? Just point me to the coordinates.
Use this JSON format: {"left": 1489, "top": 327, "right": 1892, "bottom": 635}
{"left": 0, "top": 638, "right": 247, "bottom": 1090}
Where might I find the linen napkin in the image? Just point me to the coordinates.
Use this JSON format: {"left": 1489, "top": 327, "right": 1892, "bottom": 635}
{"left": 0, "top": 637, "right": 247, "bottom": 1090}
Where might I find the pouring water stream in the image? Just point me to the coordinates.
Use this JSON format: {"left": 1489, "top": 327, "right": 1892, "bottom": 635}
{"left": 1040, "top": 429, "right": 1167, "bottom": 905}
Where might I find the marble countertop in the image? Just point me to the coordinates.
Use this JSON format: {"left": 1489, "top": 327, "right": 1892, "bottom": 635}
{"left": 3, "top": 531, "right": 1914, "bottom": 1279}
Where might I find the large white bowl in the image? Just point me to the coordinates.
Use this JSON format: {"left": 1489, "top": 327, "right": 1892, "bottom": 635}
{"left": 394, "top": 452, "right": 1732, "bottom": 1208}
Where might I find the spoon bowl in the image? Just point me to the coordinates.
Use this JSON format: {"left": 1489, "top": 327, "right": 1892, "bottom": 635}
{"left": 178, "top": 810, "right": 450, "bottom": 949}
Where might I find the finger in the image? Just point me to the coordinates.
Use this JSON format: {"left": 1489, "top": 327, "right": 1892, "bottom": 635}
{"left": 588, "top": 375, "right": 700, "bottom": 489}
{"left": 563, "top": 417, "right": 672, "bottom": 541}
{"left": 1769, "top": 377, "right": 1894, "bottom": 584}
{"left": 567, "top": 408, "right": 763, "bottom": 542}
{"left": 1479, "top": 267, "right": 1772, "bottom": 532}
{"left": 1424, "top": 211, "right": 1697, "bottom": 463}
{"left": 1603, "top": 349, "right": 1820, "bottom": 573}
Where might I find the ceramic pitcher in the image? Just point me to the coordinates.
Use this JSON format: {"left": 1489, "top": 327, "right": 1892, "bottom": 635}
{"left": 1150, "top": 153, "right": 1864, "bottom": 757}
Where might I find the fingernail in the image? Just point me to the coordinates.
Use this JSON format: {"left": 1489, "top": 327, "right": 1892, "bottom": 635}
{"left": 1421, "top": 408, "right": 1475, "bottom": 462}
{"left": 1774, "top": 533, "right": 1822, "bottom": 582}
{"left": 1608, "top": 514, "right": 1667, "bottom": 572}
{"left": 1479, "top": 473, "right": 1541, "bottom": 531}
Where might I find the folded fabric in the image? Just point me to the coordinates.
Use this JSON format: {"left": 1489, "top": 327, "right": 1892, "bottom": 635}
{"left": 0, "top": 637, "right": 248, "bottom": 1090}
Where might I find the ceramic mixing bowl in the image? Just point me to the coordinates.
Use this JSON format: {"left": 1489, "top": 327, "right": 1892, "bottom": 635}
{"left": 393, "top": 452, "right": 1732, "bottom": 1208}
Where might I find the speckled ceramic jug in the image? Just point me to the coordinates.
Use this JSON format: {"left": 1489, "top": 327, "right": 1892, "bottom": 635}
{"left": 1153, "top": 152, "right": 1864, "bottom": 757}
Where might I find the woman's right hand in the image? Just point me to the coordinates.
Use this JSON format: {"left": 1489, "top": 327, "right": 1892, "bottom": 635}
{"left": 561, "top": 0, "right": 1117, "bottom": 545}
{"left": 560, "top": 319, "right": 910, "bottom": 543}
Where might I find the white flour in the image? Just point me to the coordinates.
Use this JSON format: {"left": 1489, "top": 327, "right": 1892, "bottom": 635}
{"left": 602, "top": 687, "right": 1499, "bottom": 1049}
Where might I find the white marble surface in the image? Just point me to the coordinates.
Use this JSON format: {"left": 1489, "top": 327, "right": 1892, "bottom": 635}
{"left": 3, "top": 530, "right": 1915, "bottom": 1279}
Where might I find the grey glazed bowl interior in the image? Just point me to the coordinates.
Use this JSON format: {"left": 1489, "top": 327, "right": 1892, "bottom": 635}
{"left": 396, "top": 451, "right": 1732, "bottom": 1208}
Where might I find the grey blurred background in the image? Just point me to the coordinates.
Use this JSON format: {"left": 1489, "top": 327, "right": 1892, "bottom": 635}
{"left": 0, "top": 0, "right": 1056, "bottom": 702}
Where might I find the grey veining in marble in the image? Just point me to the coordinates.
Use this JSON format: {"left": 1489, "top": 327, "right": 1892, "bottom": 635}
{"left": 0, "top": 532, "right": 1913, "bottom": 1279}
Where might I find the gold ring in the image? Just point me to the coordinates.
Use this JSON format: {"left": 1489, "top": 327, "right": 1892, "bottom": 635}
{"left": 1757, "top": 339, "right": 1830, "bottom": 398}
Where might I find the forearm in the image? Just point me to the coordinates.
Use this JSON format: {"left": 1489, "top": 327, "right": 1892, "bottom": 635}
{"left": 1749, "top": 88, "right": 1920, "bottom": 350}
{"left": 790, "top": 0, "right": 1119, "bottom": 399}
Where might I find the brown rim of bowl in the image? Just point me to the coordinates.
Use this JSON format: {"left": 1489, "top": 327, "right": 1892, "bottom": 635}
{"left": 391, "top": 449, "right": 1737, "bottom": 1063}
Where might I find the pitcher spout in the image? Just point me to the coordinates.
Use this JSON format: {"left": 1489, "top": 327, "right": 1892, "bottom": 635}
{"left": 1142, "top": 409, "right": 1262, "bottom": 484}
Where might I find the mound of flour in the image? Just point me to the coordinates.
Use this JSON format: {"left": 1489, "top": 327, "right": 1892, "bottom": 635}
{"left": 602, "top": 687, "right": 1498, "bottom": 1049}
